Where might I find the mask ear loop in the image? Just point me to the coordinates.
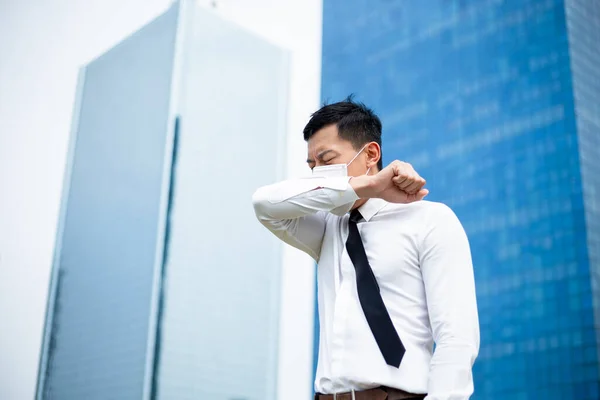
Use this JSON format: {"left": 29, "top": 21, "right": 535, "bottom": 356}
{"left": 347, "top": 143, "right": 370, "bottom": 167}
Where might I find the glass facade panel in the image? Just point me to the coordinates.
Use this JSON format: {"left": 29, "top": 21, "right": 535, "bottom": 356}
{"left": 565, "top": 0, "right": 600, "bottom": 376}
{"left": 319, "top": 1, "right": 599, "bottom": 398}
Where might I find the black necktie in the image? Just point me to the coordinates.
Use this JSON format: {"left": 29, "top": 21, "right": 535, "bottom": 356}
{"left": 346, "top": 209, "right": 405, "bottom": 367}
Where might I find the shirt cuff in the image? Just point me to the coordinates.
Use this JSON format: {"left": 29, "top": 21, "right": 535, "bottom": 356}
{"left": 327, "top": 177, "right": 360, "bottom": 207}
{"left": 267, "top": 176, "right": 358, "bottom": 204}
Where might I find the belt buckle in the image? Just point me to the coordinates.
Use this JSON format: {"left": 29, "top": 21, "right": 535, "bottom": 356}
{"left": 333, "top": 389, "right": 356, "bottom": 400}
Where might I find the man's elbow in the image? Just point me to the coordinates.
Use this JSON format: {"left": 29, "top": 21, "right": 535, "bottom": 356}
{"left": 435, "top": 334, "right": 480, "bottom": 365}
{"left": 252, "top": 186, "right": 274, "bottom": 223}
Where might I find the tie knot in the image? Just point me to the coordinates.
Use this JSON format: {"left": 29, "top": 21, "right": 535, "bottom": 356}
{"left": 349, "top": 209, "right": 364, "bottom": 223}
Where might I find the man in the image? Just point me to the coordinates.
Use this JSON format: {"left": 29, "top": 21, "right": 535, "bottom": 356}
{"left": 252, "top": 98, "right": 479, "bottom": 400}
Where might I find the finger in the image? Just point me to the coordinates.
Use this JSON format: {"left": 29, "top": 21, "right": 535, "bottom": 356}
{"left": 404, "top": 177, "right": 426, "bottom": 194}
{"left": 391, "top": 161, "right": 402, "bottom": 176}
{"left": 391, "top": 161, "right": 409, "bottom": 177}
{"left": 392, "top": 174, "right": 409, "bottom": 186}
{"left": 395, "top": 174, "right": 418, "bottom": 191}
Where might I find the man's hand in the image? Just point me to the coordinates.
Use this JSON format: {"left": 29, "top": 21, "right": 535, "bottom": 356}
{"left": 351, "top": 160, "right": 428, "bottom": 203}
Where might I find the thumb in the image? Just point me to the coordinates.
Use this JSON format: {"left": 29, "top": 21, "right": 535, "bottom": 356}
{"left": 404, "top": 188, "right": 429, "bottom": 204}
{"left": 416, "top": 188, "right": 429, "bottom": 201}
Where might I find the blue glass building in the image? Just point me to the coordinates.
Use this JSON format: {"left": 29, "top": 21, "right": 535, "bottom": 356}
{"left": 318, "top": 0, "right": 600, "bottom": 398}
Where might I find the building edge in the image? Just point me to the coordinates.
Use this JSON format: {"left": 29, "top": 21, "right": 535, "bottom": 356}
{"left": 34, "top": 66, "right": 88, "bottom": 400}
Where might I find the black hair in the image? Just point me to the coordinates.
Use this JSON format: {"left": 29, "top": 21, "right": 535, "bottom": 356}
{"left": 303, "top": 95, "right": 383, "bottom": 170}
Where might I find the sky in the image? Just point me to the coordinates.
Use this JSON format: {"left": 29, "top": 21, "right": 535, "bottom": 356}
{"left": 0, "top": 1, "right": 321, "bottom": 399}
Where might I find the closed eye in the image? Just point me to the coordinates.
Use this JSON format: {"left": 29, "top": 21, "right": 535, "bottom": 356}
{"left": 307, "top": 150, "right": 340, "bottom": 168}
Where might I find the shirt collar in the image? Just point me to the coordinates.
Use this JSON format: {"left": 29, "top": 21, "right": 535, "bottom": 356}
{"left": 357, "top": 198, "right": 388, "bottom": 222}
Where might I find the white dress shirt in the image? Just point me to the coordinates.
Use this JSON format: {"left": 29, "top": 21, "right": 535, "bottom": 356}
{"left": 252, "top": 176, "right": 480, "bottom": 399}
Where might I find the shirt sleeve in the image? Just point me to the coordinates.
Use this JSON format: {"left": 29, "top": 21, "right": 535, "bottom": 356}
{"left": 419, "top": 203, "right": 480, "bottom": 400}
{"left": 252, "top": 176, "right": 359, "bottom": 261}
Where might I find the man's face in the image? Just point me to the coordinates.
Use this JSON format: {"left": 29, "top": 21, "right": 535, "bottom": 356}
{"left": 306, "top": 124, "right": 370, "bottom": 177}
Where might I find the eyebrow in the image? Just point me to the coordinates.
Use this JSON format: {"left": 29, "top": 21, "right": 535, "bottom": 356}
{"left": 307, "top": 149, "right": 338, "bottom": 164}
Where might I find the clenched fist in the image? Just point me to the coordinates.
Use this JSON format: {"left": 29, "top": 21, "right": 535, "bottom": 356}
{"left": 351, "top": 160, "right": 428, "bottom": 204}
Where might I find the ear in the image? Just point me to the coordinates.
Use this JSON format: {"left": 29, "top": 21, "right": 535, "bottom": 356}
{"left": 365, "top": 142, "right": 381, "bottom": 170}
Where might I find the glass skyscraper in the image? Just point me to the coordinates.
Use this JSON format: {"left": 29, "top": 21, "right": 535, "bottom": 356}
{"left": 36, "top": 2, "right": 289, "bottom": 399}
{"left": 319, "top": 0, "right": 600, "bottom": 399}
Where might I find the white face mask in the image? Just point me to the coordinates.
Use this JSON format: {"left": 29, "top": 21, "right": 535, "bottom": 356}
{"left": 312, "top": 144, "right": 371, "bottom": 216}
{"left": 312, "top": 143, "right": 370, "bottom": 178}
